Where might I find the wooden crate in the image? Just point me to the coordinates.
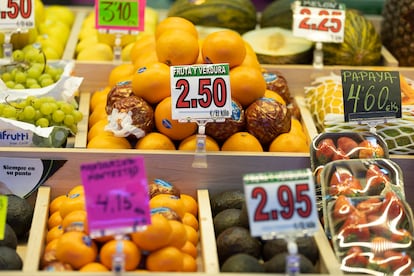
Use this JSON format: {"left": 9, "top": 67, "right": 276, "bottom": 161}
{"left": 0, "top": 148, "right": 351, "bottom": 275}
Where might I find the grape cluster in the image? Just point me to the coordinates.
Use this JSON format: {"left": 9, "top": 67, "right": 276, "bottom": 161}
{"left": 0, "top": 96, "right": 83, "bottom": 133}
{"left": 0, "top": 44, "right": 64, "bottom": 89}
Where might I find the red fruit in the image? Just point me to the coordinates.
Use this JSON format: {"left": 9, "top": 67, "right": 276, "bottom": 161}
{"left": 315, "top": 138, "right": 336, "bottom": 164}
{"left": 333, "top": 195, "right": 356, "bottom": 222}
{"left": 337, "top": 136, "right": 359, "bottom": 157}
{"left": 356, "top": 197, "right": 383, "bottom": 216}
{"left": 332, "top": 147, "right": 351, "bottom": 160}
{"left": 365, "top": 164, "right": 390, "bottom": 193}
{"left": 380, "top": 191, "right": 406, "bottom": 222}
{"left": 358, "top": 139, "right": 385, "bottom": 158}
{"left": 343, "top": 246, "right": 368, "bottom": 268}
{"left": 339, "top": 209, "right": 370, "bottom": 242}
{"left": 329, "top": 170, "right": 363, "bottom": 196}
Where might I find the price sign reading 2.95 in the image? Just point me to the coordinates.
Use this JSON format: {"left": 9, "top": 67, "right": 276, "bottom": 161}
{"left": 292, "top": 1, "right": 345, "bottom": 43}
{"left": 80, "top": 157, "right": 151, "bottom": 238}
{"left": 243, "top": 169, "right": 318, "bottom": 238}
{"left": 171, "top": 63, "right": 233, "bottom": 121}
{"left": 95, "top": 0, "right": 145, "bottom": 31}
{"left": 0, "top": 0, "right": 35, "bottom": 30}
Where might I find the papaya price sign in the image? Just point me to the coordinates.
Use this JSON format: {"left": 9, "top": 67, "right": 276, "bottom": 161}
{"left": 341, "top": 69, "right": 402, "bottom": 123}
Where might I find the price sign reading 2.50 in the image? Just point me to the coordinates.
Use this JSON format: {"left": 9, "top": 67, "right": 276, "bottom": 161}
{"left": 171, "top": 63, "right": 233, "bottom": 121}
{"left": 243, "top": 169, "right": 318, "bottom": 238}
{"left": 95, "top": 0, "right": 145, "bottom": 31}
{"left": 0, "top": 0, "right": 34, "bottom": 30}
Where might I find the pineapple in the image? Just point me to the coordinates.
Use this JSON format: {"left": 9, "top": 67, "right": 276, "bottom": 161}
{"left": 381, "top": 0, "right": 414, "bottom": 66}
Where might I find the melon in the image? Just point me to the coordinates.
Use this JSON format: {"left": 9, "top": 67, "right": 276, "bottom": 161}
{"left": 260, "top": 0, "right": 294, "bottom": 29}
{"left": 242, "top": 27, "right": 314, "bottom": 64}
{"left": 167, "top": 0, "right": 257, "bottom": 34}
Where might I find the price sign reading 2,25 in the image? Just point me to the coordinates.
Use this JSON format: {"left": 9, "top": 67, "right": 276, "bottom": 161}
{"left": 0, "top": 0, "right": 35, "bottom": 30}
{"left": 243, "top": 169, "right": 319, "bottom": 239}
{"left": 171, "top": 63, "right": 233, "bottom": 121}
{"left": 95, "top": 0, "right": 145, "bottom": 31}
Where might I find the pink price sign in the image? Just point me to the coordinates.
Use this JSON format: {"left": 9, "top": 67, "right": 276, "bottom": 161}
{"left": 80, "top": 157, "right": 150, "bottom": 237}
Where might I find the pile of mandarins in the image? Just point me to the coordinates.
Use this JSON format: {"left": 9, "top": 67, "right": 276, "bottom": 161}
{"left": 41, "top": 180, "right": 200, "bottom": 272}
{"left": 87, "top": 17, "right": 309, "bottom": 153}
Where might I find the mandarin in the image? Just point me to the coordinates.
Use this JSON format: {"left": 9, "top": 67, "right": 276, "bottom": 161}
{"left": 133, "top": 51, "right": 159, "bottom": 71}
{"left": 46, "top": 225, "right": 64, "bottom": 244}
{"left": 180, "top": 194, "right": 198, "bottom": 218}
{"left": 155, "top": 16, "right": 198, "bottom": 40}
{"left": 264, "top": 89, "right": 286, "bottom": 105}
{"left": 79, "top": 262, "right": 109, "bottom": 272}
{"left": 146, "top": 246, "right": 184, "bottom": 272}
{"left": 167, "top": 220, "right": 188, "bottom": 249}
{"left": 156, "top": 29, "right": 199, "bottom": 66}
{"left": 202, "top": 30, "right": 246, "bottom": 68}
{"left": 131, "top": 62, "right": 171, "bottom": 104}
{"left": 108, "top": 63, "right": 135, "bottom": 87}
{"left": 182, "top": 253, "right": 198, "bottom": 272}
{"left": 130, "top": 33, "right": 156, "bottom": 64}
{"left": 178, "top": 134, "right": 220, "bottom": 152}
{"left": 180, "top": 240, "right": 198, "bottom": 259}
{"left": 87, "top": 118, "right": 112, "bottom": 142}
{"left": 49, "top": 194, "right": 67, "bottom": 214}
{"left": 229, "top": 65, "right": 266, "bottom": 107}
{"left": 182, "top": 212, "right": 199, "bottom": 231}
{"left": 154, "top": 96, "right": 197, "bottom": 141}
{"left": 99, "top": 239, "right": 141, "bottom": 271}
{"left": 221, "top": 132, "right": 264, "bottom": 152}
{"left": 47, "top": 211, "right": 63, "bottom": 230}
{"left": 268, "top": 131, "right": 309, "bottom": 153}
{"left": 90, "top": 86, "right": 111, "bottom": 112}
{"left": 55, "top": 231, "right": 98, "bottom": 270}
{"left": 59, "top": 192, "right": 85, "bottom": 219}
{"left": 149, "top": 194, "right": 186, "bottom": 219}
{"left": 88, "top": 102, "right": 108, "bottom": 127}
{"left": 61, "top": 209, "right": 88, "bottom": 232}
{"left": 135, "top": 132, "right": 176, "bottom": 150}
{"left": 87, "top": 134, "right": 132, "bottom": 149}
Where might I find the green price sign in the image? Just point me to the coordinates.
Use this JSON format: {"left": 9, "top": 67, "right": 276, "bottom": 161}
{"left": 95, "top": 0, "right": 146, "bottom": 31}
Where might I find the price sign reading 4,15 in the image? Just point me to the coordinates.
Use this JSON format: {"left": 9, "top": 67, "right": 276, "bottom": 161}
{"left": 341, "top": 69, "right": 402, "bottom": 123}
{"left": 80, "top": 157, "right": 151, "bottom": 238}
{"left": 0, "top": 0, "right": 35, "bottom": 30}
{"left": 243, "top": 169, "right": 318, "bottom": 238}
{"left": 171, "top": 63, "right": 233, "bottom": 121}
{"left": 292, "top": 0, "right": 345, "bottom": 43}
{"left": 95, "top": 0, "right": 145, "bottom": 31}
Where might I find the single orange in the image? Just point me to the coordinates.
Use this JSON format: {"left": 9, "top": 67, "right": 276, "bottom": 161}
{"left": 88, "top": 102, "right": 108, "bottom": 127}
{"left": 229, "top": 65, "right": 266, "bottom": 107}
{"left": 99, "top": 239, "right": 141, "bottom": 271}
{"left": 239, "top": 49, "right": 261, "bottom": 69}
{"left": 87, "top": 118, "right": 112, "bottom": 142}
{"left": 90, "top": 86, "right": 111, "bottom": 112}
{"left": 268, "top": 132, "right": 309, "bottom": 153}
{"left": 67, "top": 185, "right": 85, "bottom": 197}
{"left": 135, "top": 132, "right": 176, "bottom": 150}
{"left": 146, "top": 246, "right": 184, "bottom": 272}
{"left": 182, "top": 253, "right": 198, "bottom": 272}
{"left": 48, "top": 211, "right": 63, "bottom": 230}
{"left": 264, "top": 89, "right": 286, "bottom": 105}
{"left": 46, "top": 225, "right": 64, "bottom": 244}
{"left": 149, "top": 194, "right": 186, "bottom": 219}
{"left": 167, "top": 220, "right": 188, "bottom": 249}
{"left": 290, "top": 117, "right": 308, "bottom": 141}
{"left": 178, "top": 134, "right": 220, "bottom": 152}
{"left": 133, "top": 51, "right": 158, "bottom": 71}
{"left": 108, "top": 63, "right": 135, "bottom": 87}
{"left": 183, "top": 224, "right": 199, "bottom": 246}
{"left": 131, "top": 62, "right": 171, "bottom": 104}
{"left": 130, "top": 33, "right": 156, "bottom": 64}
{"left": 155, "top": 16, "right": 198, "bottom": 40}
{"left": 182, "top": 212, "right": 199, "bottom": 231}
{"left": 130, "top": 213, "right": 173, "bottom": 251}
{"left": 202, "top": 30, "right": 246, "bottom": 68}
{"left": 61, "top": 209, "right": 88, "bottom": 232}
{"left": 154, "top": 96, "right": 197, "bottom": 141}
{"left": 55, "top": 231, "right": 98, "bottom": 270}
{"left": 59, "top": 192, "right": 85, "bottom": 219}
{"left": 221, "top": 132, "right": 264, "bottom": 152}
{"left": 180, "top": 240, "right": 198, "bottom": 259}
{"left": 180, "top": 194, "right": 198, "bottom": 218}
{"left": 79, "top": 262, "right": 109, "bottom": 272}
{"left": 87, "top": 134, "right": 132, "bottom": 149}
{"left": 156, "top": 29, "right": 199, "bottom": 66}
{"left": 49, "top": 194, "right": 67, "bottom": 215}
{"left": 41, "top": 238, "right": 59, "bottom": 268}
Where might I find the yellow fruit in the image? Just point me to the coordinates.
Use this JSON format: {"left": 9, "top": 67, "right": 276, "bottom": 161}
{"left": 135, "top": 132, "right": 176, "bottom": 150}
{"left": 221, "top": 132, "right": 263, "bottom": 152}
{"left": 268, "top": 130, "right": 309, "bottom": 153}
{"left": 87, "top": 134, "right": 132, "bottom": 149}
{"left": 108, "top": 63, "right": 135, "bottom": 87}
{"left": 77, "top": 43, "right": 113, "bottom": 61}
{"left": 155, "top": 17, "right": 198, "bottom": 40}
{"left": 178, "top": 134, "right": 220, "bottom": 151}
{"left": 229, "top": 65, "right": 266, "bottom": 107}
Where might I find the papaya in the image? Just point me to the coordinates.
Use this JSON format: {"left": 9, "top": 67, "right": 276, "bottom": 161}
{"left": 167, "top": 0, "right": 257, "bottom": 34}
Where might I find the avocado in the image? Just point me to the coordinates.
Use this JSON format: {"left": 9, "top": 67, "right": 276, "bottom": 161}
{"left": 0, "top": 246, "right": 23, "bottom": 270}
{"left": 221, "top": 253, "right": 265, "bottom": 273}
{"left": 263, "top": 252, "right": 316, "bottom": 273}
{"left": 0, "top": 224, "right": 18, "bottom": 249}
{"left": 239, "top": 201, "right": 250, "bottom": 229}
{"left": 216, "top": 226, "right": 262, "bottom": 264}
{"left": 6, "top": 194, "right": 34, "bottom": 239}
{"left": 210, "top": 190, "right": 245, "bottom": 216}
{"left": 213, "top": 208, "right": 243, "bottom": 236}
{"left": 262, "top": 236, "right": 319, "bottom": 264}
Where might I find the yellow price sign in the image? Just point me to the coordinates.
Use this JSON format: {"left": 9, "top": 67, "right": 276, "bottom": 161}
{"left": 0, "top": 195, "right": 8, "bottom": 240}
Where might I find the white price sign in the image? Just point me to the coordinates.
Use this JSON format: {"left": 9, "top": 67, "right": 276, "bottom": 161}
{"left": 243, "top": 169, "right": 319, "bottom": 239}
{"left": 0, "top": 0, "right": 35, "bottom": 30}
{"left": 292, "top": 1, "right": 345, "bottom": 43}
{"left": 170, "top": 63, "right": 232, "bottom": 121}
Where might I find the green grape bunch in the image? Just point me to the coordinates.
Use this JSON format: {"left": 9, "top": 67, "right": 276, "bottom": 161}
{"left": 0, "top": 95, "right": 83, "bottom": 134}
{"left": 0, "top": 44, "right": 64, "bottom": 89}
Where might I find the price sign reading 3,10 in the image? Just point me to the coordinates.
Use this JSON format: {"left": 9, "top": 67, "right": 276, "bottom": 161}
{"left": 0, "top": 0, "right": 35, "bottom": 30}
{"left": 95, "top": 0, "right": 145, "bottom": 31}
{"left": 292, "top": 1, "right": 345, "bottom": 43}
{"left": 243, "top": 169, "right": 318, "bottom": 238}
{"left": 171, "top": 63, "right": 233, "bottom": 121}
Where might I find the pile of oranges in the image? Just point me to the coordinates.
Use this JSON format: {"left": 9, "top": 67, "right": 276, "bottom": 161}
{"left": 86, "top": 16, "right": 309, "bottom": 153}
{"left": 42, "top": 180, "right": 200, "bottom": 272}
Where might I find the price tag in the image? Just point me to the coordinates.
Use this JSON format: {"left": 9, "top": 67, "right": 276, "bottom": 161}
{"left": 292, "top": 0, "right": 345, "bottom": 43}
{"left": 80, "top": 157, "right": 151, "bottom": 238}
{"left": 341, "top": 69, "right": 402, "bottom": 123}
{"left": 95, "top": 0, "right": 146, "bottom": 32}
{"left": 0, "top": 0, "right": 35, "bottom": 30}
{"left": 243, "top": 169, "right": 318, "bottom": 239}
{"left": 0, "top": 196, "right": 7, "bottom": 240}
{"left": 170, "top": 63, "right": 232, "bottom": 121}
